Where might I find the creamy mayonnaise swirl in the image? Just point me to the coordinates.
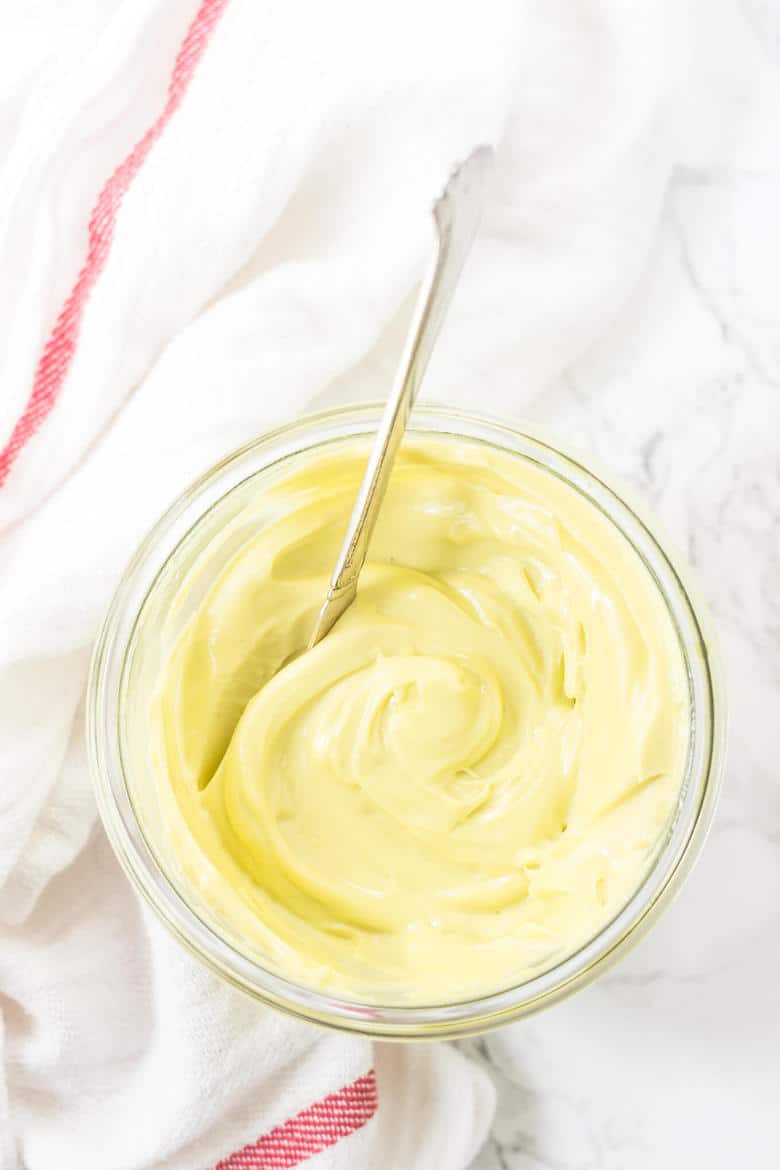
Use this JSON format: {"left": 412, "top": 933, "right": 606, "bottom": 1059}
{"left": 152, "top": 438, "right": 689, "bottom": 1000}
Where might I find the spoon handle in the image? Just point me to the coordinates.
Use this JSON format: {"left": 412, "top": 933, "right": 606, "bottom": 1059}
{"left": 308, "top": 144, "right": 493, "bottom": 648}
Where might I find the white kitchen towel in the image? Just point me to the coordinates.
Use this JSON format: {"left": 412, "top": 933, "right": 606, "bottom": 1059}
{"left": 0, "top": 1, "right": 770, "bottom": 1168}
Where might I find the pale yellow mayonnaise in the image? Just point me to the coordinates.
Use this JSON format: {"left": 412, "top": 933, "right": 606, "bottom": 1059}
{"left": 151, "top": 438, "right": 689, "bottom": 1001}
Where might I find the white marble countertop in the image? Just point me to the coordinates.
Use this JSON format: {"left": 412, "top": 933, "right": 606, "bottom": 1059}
{"left": 456, "top": 60, "right": 780, "bottom": 1170}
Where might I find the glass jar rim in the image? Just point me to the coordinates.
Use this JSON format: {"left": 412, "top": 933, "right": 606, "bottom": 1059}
{"left": 87, "top": 404, "right": 726, "bottom": 1038}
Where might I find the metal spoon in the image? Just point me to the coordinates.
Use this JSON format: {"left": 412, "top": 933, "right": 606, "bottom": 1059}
{"left": 308, "top": 144, "right": 493, "bottom": 648}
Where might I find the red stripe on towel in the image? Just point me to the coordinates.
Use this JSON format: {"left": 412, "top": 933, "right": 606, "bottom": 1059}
{"left": 0, "top": 0, "right": 230, "bottom": 488}
{"left": 214, "top": 1069, "right": 378, "bottom": 1169}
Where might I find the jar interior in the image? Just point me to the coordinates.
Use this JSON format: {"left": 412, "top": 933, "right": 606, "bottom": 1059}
{"left": 115, "top": 418, "right": 711, "bottom": 1016}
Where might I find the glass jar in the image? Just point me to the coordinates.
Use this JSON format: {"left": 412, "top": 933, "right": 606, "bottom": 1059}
{"left": 87, "top": 405, "right": 725, "bottom": 1038}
